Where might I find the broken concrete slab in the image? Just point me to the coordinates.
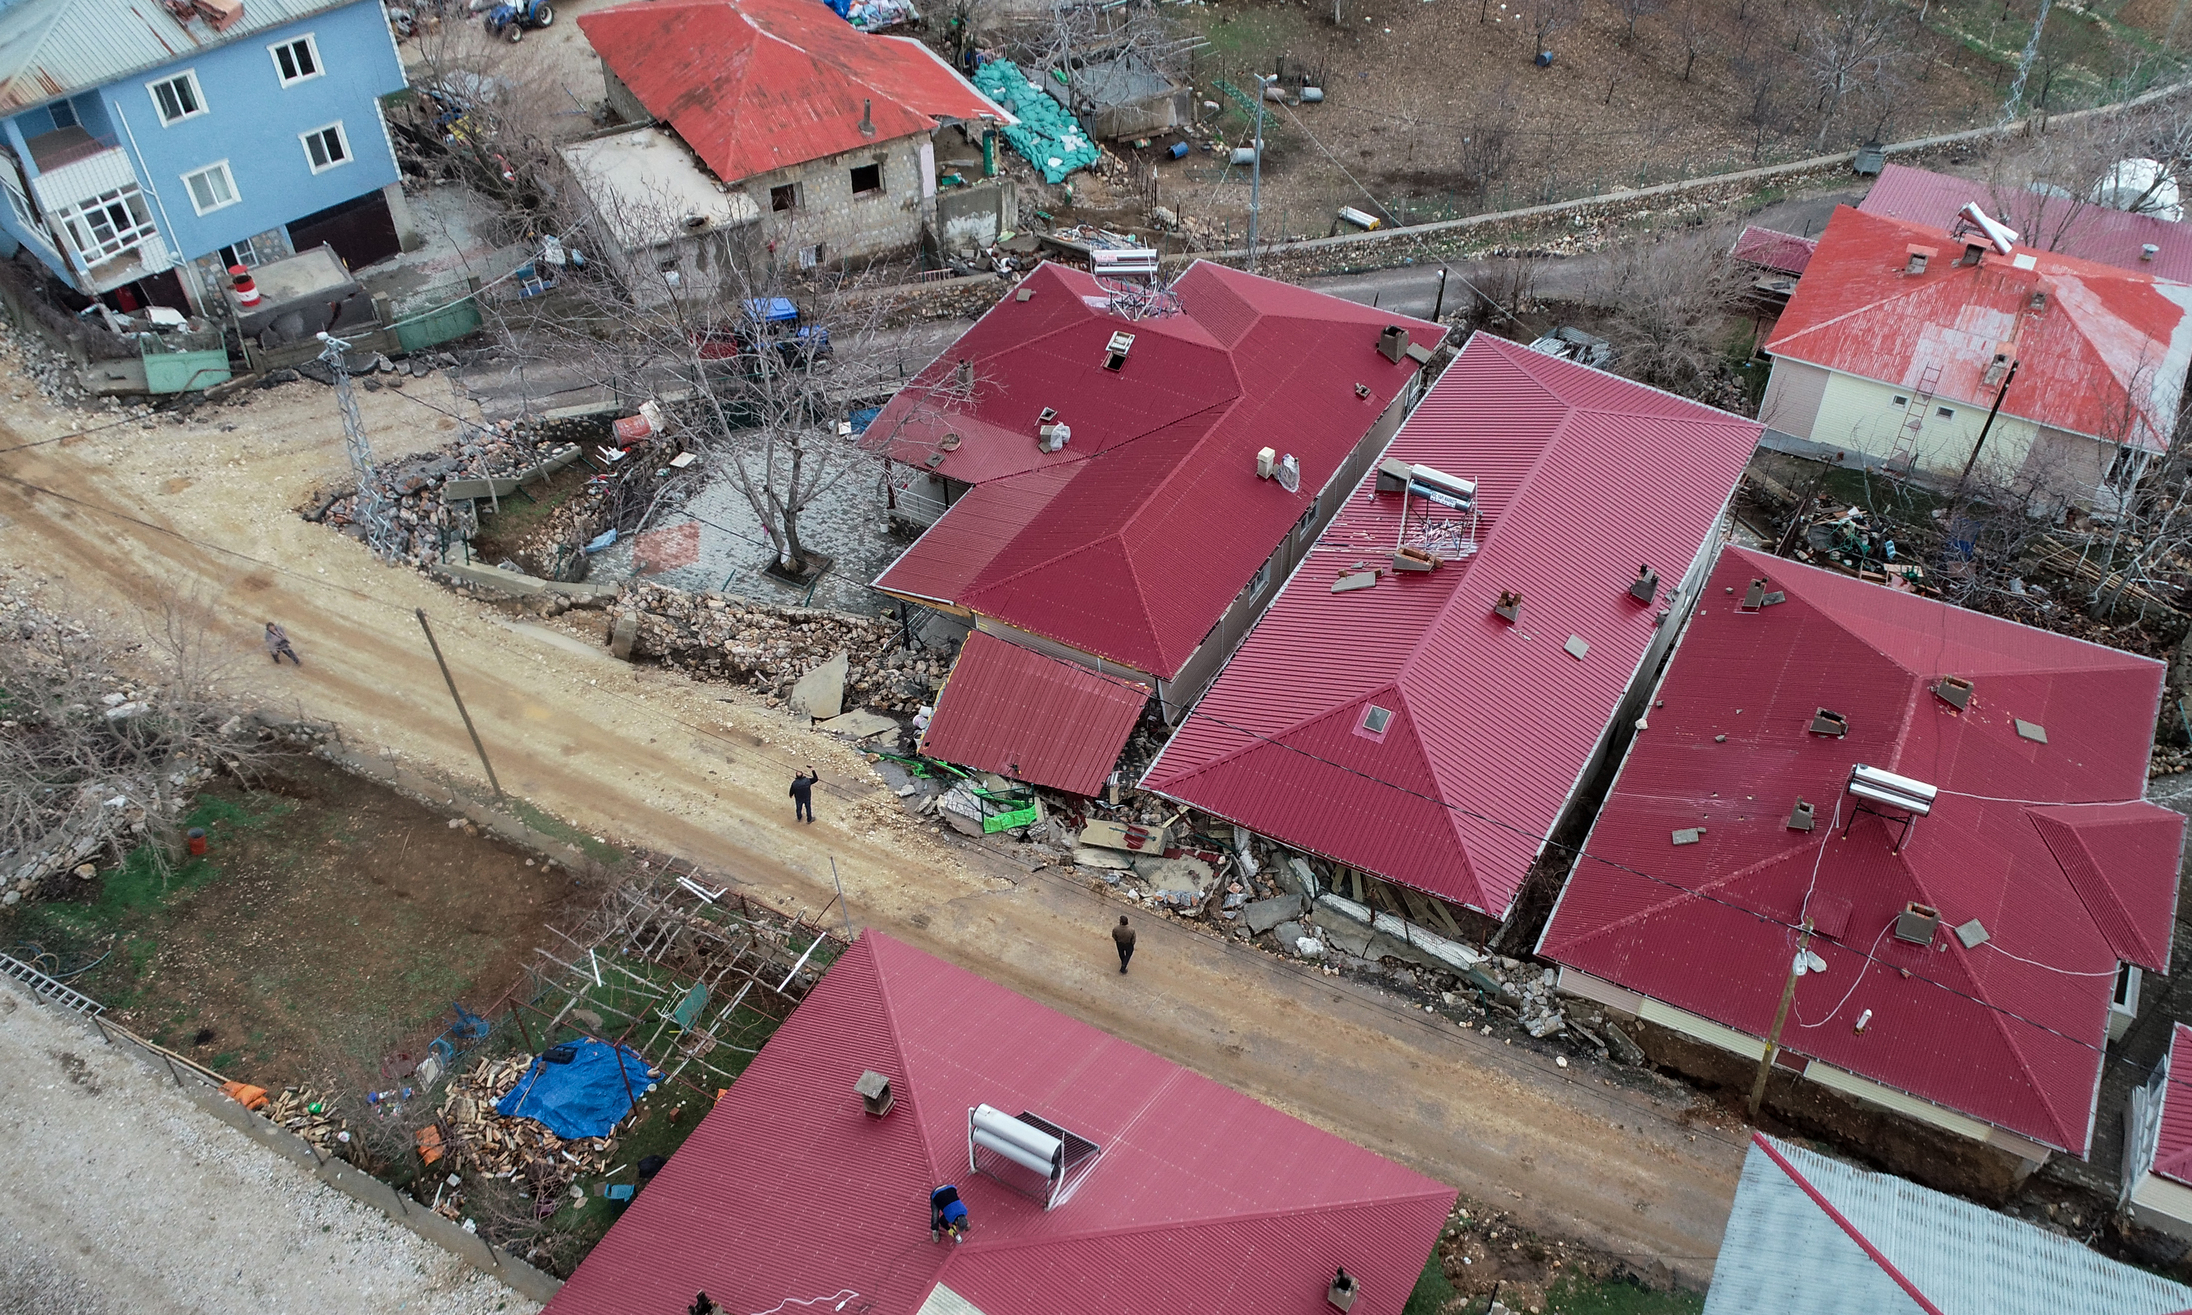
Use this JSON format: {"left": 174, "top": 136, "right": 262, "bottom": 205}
{"left": 1078, "top": 819, "right": 1169, "bottom": 854}
{"left": 1072, "top": 846, "right": 1135, "bottom": 870}
{"left": 1602, "top": 1022, "right": 1647, "bottom": 1066}
{"left": 1315, "top": 916, "right": 1377, "bottom": 958}
{"left": 1243, "top": 895, "right": 1305, "bottom": 935}
{"left": 817, "top": 709, "right": 898, "bottom": 739}
{"left": 610, "top": 612, "right": 640, "bottom": 660}
{"left": 1272, "top": 919, "right": 1305, "bottom": 945}
{"left": 788, "top": 650, "right": 850, "bottom": 720}
{"left": 1130, "top": 855, "right": 1213, "bottom": 893}
{"left": 1315, "top": 893, "right": 1485, "bottom": 973}
{"left": 1277, "top": 854, "right": 1320, "bottom": 898}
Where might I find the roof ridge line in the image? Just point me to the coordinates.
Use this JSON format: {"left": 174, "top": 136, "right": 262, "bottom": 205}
{"left": 1546, "top": 831, "right": 1821, "bottom": 954}
{"left": 936, "top": 1188, "right": 1457, "bottom": 1260}
{"left": 1749, "top": 1134, "right": 1950, "bottom": 1315}
{"left": 1948, "top": 927, "right": 2089, "bottom": 1153}
{"left": 1155, "top": 679, "right": 1408, "bottom": 792}
{"left": 863, "top": 939, "right": 944, "bottom": 1187}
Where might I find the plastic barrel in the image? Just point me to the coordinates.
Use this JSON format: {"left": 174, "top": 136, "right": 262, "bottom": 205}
{"left": 187, "top": 827, "right": 208, "bottom": 856}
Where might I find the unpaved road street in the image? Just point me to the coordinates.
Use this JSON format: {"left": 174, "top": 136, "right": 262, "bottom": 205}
{"left": 0, "top": 364, "right": 1744, "bottom": 1289}
{"left": 0, "top": 980, "right": 536, "bottom": 1315}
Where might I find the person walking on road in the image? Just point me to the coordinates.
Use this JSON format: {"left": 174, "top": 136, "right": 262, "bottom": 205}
{"left": 263, "top": 621, "right": 301, "bottom": 666}
{"left": 789, "top": 766, "right": 819, "bottom": 823}
{"left": 1113, "top": 915, "right": 1135, "bottom": 974}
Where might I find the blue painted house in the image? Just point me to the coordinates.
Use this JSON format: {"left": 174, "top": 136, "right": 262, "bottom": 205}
{"left": 0, "top": 0, "right": 412, "bottom": 312}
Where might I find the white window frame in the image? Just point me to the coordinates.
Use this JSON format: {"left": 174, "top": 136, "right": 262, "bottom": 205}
{"left": 181, "top": 161, "right": 239, "bottom": 216}
{"left": 300, "top": 121, "right": 350, "bottom": 174}
{"left": 1246, "top": 558, "right": 1272, "bottom": 599}
{"left": 0, "top": 157, "right": 36, "bottom": 232}
{"left": 147, "top": 70, "right": 208, "bottom": 126}
{"left": 53, "top": 185, "right": 157, "bottom": 265}
{"left": 268, "top": 34, "right": 323, "bottom": 86}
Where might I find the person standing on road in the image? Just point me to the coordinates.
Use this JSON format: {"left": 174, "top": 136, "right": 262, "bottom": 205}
{"left": 1113, "top": 915, "right": 1135, "bottom": 974}
{"left": 789, "top": 766, "right": 819, "bottom": 823}
{"left": 264, "top": 621, "right": 301, "bottom": 666}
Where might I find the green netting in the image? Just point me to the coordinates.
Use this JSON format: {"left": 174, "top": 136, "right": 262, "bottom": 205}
{"left": 973, "top": 59, "right": 1098, "bottom": 184}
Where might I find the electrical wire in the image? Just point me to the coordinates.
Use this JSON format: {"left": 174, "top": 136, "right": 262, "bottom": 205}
{"left": 1981, "top": 942, "right": 2121, "bottom": 977}
{"left": 1794, "top": 917, "right": 1894, "bottom": 1031}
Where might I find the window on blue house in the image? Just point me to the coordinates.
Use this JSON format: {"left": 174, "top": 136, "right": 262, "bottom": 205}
{"left": 181, "top": 162, "right": 237, "bottom": 215}
{"left": 148, "top": 71, "right": 206, "bottom": 125}
{"left": 301, "top": 122, "right": 349, "bottom": 173}
{"left": 54, "top": 185, "right": 155, "bottom": 265}
{"left": 270, "top": 36, "right": 321, "bottom": 86}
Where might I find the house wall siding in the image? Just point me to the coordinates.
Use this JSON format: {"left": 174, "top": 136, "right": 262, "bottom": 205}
{"left": 1801, "top": 366, "right": 2042, "bottom": 479}
{"left": 1758, "top": 358, "right": 1828, "bottom": 438}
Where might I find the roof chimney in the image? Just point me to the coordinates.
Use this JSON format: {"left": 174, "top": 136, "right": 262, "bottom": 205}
{"left": 855, "top": 1070, "right": 895, "bottom": 1117}
{"left": 1376, "top": 325, "right": 1408, "bottom": 364}
{"left": 1628, "top": 564, "right": 1659, "bottom": 603}
{"left": 2144, "top": 243, "right": 2161, "bottom": 261}
{"left": 1905, "top": 245, "right": 1936, "bottom": 275}
{"left": 860, "top": 99, "right": 876, "bottom": 137}
{"left": 1326, "top": 1268, "right": 1360, "bottom": 1312}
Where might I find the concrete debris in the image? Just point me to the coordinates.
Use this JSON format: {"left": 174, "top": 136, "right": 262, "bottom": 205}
{"left": 1078, "top": 819, "right": 1169, "bottom": 853}
{"left": 1072, "top": 845, "right": 1136, "bottom": 870}
{"left": 816, "top": 709, "right": 898, "bottom": 739}
{"left": 1295, "top": 936, "right": 1327, "bottom": 958}
{"left": 1243, "top": 894, "right": 1306, "bottom": 935}
{"left": 621, "top": 582, "right": 945, "bottom": 715}
{"left": 788, "top": 650, "right": 850, "bottom": 720}
{"left": 1315, "top": 892, "right": 1484, "bottom": 973}
{"left": 1602, "top": 1022, "right": 1648, "bottom": 1066}
{"left": 1525, "top": 1011, "right": 1566, "bottom": 1038}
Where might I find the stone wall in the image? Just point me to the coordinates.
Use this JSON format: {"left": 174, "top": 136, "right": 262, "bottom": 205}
{"left": 620, "top": 582, "right": 955, "bottom": 714}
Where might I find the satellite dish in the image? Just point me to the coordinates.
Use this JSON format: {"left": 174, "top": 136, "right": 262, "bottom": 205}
{"left": 1275, "top": 454, "right": 1300, "bottom": 493}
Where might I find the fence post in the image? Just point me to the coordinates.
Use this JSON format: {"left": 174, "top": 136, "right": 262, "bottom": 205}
{"left": 162, "top": 1054, "right": 185, "bottom": 1087}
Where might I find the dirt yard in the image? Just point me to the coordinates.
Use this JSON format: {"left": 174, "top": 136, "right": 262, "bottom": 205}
{"left": 6, "top": 757, "right": 587, "bottom": 1094}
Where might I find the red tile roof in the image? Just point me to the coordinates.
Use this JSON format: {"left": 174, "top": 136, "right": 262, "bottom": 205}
{"left": 1733, "top": 226, "right": 1818, "bottom": 276}
{"left": 1764, "top": 206, "right": 2192, "bottom": 452}
{"left": 576, "top": 0, "right": 1011, "bottom": 185}
{"left": 1140, "top": 335, "right": 1760, "bottom": 918}
{"left": 542, "top": 933, "right": 1455, "bottom": 1315}
{"left": 870, "top": 261, "right": 1445, "bottom": 679}
{"left": 1538, "top": 546, "right": 2181, "bottom": 1155}
{"left": 1861, "top": 162, "right": 2192, "bottom": 283}
{"left": 920, "top": 630, "right": 1150, "bottom": 795}
{"left": 2151, "top": 1025, "right": 2192, "bottom": 1185}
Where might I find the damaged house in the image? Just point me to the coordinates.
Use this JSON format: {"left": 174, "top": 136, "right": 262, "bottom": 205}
{"left": 573, "top": 0, "right": 1016, "bottom": 275}
{"left": 1538, "top": 546, "right": 2183, "bottom": 1186}
{"left": 1142, "top": 334, "right": 1760, "bottom": 928}
{"left": 866, "top": 259, "right": 1444, "bottom": 796}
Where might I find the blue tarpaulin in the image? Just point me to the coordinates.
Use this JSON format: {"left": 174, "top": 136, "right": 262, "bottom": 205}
{"left": 495, "top": 1039, "right": 658, "bottom": 1139}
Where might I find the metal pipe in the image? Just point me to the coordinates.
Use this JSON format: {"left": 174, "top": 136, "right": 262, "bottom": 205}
{"left": 1433, "top": 267, "right": 1448, "bottom": 321}
{"left": 415, "top": 608, "right": 504, "bottom": 800}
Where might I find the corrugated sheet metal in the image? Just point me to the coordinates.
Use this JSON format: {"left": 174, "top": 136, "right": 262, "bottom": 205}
{"left": 919, "top": 630, "right": 1149, "bottom": 795}
{"left": 1733, "top": 225, "right": 1818, "bottom": 275}
{"left": 576, "top": 0, "right": 1012, "bottom": 185}
{"left": 1538, "top": 547, "right": 2178, "bottom": 1155}
{"left": 0, "top": 0, "right": 359, "bottom": 112}
{"left": 868, "top": 260, "right": 1445, "bottom": 678}
{"left": 2152, "top": 1026, "right": 2192, "bottom": 1184}
{"left": 1140, "top": 335, "right": 1759, "bottom": 917}
{"left": 543, "top": 933, "right": 1454, "bottom": 1315}
{"left": 1861, "top": 162, "right": 2192, "bottom": 284}
{"left": 1704, "top": 1134, "right": 2192, "bottom": 1315}
{"left": 1764, "top": 206, "right": 2192, "bottom": 452}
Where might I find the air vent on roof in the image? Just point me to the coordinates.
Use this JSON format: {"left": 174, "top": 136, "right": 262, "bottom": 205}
{"left": 855, "top": 1070, "right": 894, "bottom": 1117}
{"left": 1327, "top": 1268, "right": 1361, "bottom": 1313}
{"left": 1906, "top": 245, "right": 1936, "bottom": 275}
{"left": 860, "top": 99, "right": 876, "bottom": 137}
{"left": 1377, "top": 325, "right": 1409, "bottom": 364}
{"left": 1629, "top": 565, "right": 1660, "bottom": 604}
{"left": 1933, "top": 676, "right": 1971, "bottom": 710}
{"left": 1893, "top": 902, "right": 1941, "bottom": 946}
{"left": 1257, "top": 447, "right": 1277, "bottom": 479}
{"left": 1494, "top": 591, "right": 1522, "bottom": 624}
{"left": 1787, "top": 798, "right": 1815, "bottom": 831}
{"left": 1375, "top": 457, "right": 1413, "bottom": 494}
{"left": 1741, "top": 577, "right": 1769, "bottom": 610}
{"left": 2029, "top": 285, "right": 2049, "bottom": 312}
{"left": 1809, "top": 709, "right": 1848, "bottom": 737}
{"left": 1961, "top": 241, "right": 1987, "bottom": 267}
{"left": 1103, "top": 331, "right": 1135, "bottom": 371}
{"left": 1354, "top": 382, "right": 1371, "bottom": 398}
{"left": 2144, "top": 243, "right": 2161, "bottom": 261}
{"left": 956, "top": 359, "right": 974, "bottom": 389}
{"left": 1954, "top": 918, "right": 1990, "bottom": 949}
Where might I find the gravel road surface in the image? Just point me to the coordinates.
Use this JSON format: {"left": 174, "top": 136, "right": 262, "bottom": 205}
{"left": 0, "top": 981, "right": 537, "bottom": 1315}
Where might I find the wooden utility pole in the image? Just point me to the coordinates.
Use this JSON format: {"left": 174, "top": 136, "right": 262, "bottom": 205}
{"left": 1748, "top": 922, "right": 1814, "bottom": 1120}
{"left": 416, "top": 608, "right": 505, "bottom": 801}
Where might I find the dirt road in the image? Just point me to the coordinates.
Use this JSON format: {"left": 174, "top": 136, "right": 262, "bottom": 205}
{"left": 0, "top": 364, "right": 1744, "bottom": 1286}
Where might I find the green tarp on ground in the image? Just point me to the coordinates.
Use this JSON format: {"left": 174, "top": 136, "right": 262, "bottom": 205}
{"left": 973, "top": 59, "right": 1099, "bottom": 184}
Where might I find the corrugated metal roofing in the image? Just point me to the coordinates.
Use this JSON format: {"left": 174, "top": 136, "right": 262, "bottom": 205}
{"left": 919, "top": 630, "right": 1149, "bottom": 795}
{"left": 1765, "top": 205, "right": 2192, "bottom": 452}
{"left": 0, "top": 0, "right": 356, "bottom": 113}
{"left": 1705, "top": 1133, "right": 2192, "bottom": 1315}
{"left": 576, "top": 0, "right": 1012, "bottom": 185}
{"left": 1733, "top": 226, "right": 1818, "bottom": 276}
{"left": 2151, "top": 1024, "right": 2192, "bottom": 1185}
{"left": 1861, "top": 162, "right": 2192, "bottom": 283}
{"left": 1139, "top": 334, "right": 1759, "bottom": 917}
{"left": 870, "top": 260, "right": 1444, "bottom": 678}
{"left": 1538, "top": 546, "right": 2181, "bottom": 1154}
{"left": 542, "top": 933, "right": 1454, "bottom": 1315}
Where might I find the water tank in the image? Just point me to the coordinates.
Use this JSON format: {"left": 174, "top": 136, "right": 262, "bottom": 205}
{"left": 971, "top": 1104, "right": 1061, "bottom": 1176}
{"left": 2090, "top": 157, "right": 2185, "bottom": 222}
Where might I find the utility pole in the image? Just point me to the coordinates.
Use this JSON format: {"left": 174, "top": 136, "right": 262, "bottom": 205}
{"left": 416, "top": 608, "right": 505, "bottom": 801}
{"left": 1432, "top": 267, "right": 1449, "bottom": 322}
{"left": 1248, "top": 76, "right": 1271, "bottom": 273}
{"left": 321, "top": 333, "right": 396, "bottom": 559}
{"left": 1958, "top": 359, "right": 2019, "bottom": 488}
{"left": 1748, "top": 922, "right": 1816, "bottom": 1120}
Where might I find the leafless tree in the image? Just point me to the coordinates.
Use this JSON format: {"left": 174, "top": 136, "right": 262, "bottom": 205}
{"left": 1615, "top": 0, "right": 1664, "bottom": 45}
{"left": 1675, "top": 0, "right": 1707, "bottom": 81}
{"left": 1457, "top": 88, "right": 1522, "bottom": 198}
{"left": 1801, "top": 0, "right": 1902, "bottom": 149}
{"left": 1014, "top": 0, "right": 1186, "bottom": 121}
{"left": 1528, "top": 0, "right": 1583, "bottom": 61}
{"left": 1736, "top": 49, "right": 1794, "bottom": 161}
{"left": 1586, "top": 231, "right": 1748, "bottom": 401}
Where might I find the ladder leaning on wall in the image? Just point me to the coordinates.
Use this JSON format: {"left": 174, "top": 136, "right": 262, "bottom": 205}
{"left": 1886, "top": 362, "right": 1943, "bottom": 471}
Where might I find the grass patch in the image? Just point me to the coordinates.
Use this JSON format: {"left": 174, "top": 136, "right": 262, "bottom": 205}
{"left": 1405, "top": 1252, "right": 1457, "bottom": 1315}
{"left": 507, "top": 799, "right": 624, "bottom": 868}
{"left": 1546, "top": 1274, "right": 1705, "bottom": 1315}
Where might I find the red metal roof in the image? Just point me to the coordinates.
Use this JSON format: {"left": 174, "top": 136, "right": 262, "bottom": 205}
{"left": 1140, "top": 335, "right": 1760, "bottom": 918}
{"left": 576, "top": 0, "right": 1011, "bottom": 185}
{"left": 1733, "top": 226, "right": 1818, "bottom": 276}
{"left": 2152, "top": 1025, "right": 2192, "bottom": 1185}
{"left": 1764, "top": 206, "right": 2192, "bottom": 452}
{"left": 543, "top": 933, "right": 1454, "bottom": 1315}
{"left": 920, "top": 630, "right": 1150, "bottom": 795}
{"left": 1537, "top": 546, "right": 2181, "bottom": 1155}
{"left": 1861, "top": 162, "right": 2192, "bottom": 283}
{"left": 870, "top": 261, "right": 1445, "bottom": 679}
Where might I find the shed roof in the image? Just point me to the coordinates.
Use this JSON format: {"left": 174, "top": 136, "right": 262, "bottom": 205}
{"left": 1732, "top": 226, "right": 1818, "bottom": 276}
{"left": 870, "top": 260, "right": 1444, "bottom": 679}
{"left": 1861, "top": 161, "right": 2192, "bottom": 283}
{"left": 919, "top": 630, "right": 1150, "bottom": 795}
{"left": 1140, "top": 334, "right": 1758, "bottom": 918}
{"left": 1764, "top": 205, "right": 2192, "bottom": 452}
{"left": 0, "top": 0, "right": 356, "bottom": 113}
{"left": 576, "top": 0, "right": 1012, "bottom": 185}
{"left": 1538, "top": 546, "right": 2182, "bottom": 1155}
{"left": 2151, "top": 1025, "right": 2192, "bottom": 1187}
{"left": 541, "top": 932, "right": 1455, "bottom": 1315}
{"left": 1705, "top": 1133, "right": 2192, "bottom": 1315}
{"left": 557, "top": 127, "right": 762, "bottom": 252}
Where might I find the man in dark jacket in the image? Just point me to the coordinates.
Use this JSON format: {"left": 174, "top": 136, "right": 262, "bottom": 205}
{"left": 789, "top": 766, "right": 818, "bottom": 823}
{"left": 1112, "top": 915, "right": 1135, "bottom": 974}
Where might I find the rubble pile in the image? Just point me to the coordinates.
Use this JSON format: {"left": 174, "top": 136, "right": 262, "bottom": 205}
{"left": 434, "top": 1054, "right": 617, "bottom": 1211}
{"left": 0, "top": 315, "right": 89, "bottom": 405}
{"left": 2153, "top": 744, "right": 2191, "bottom": 777}
{"left": 262, "top": 1085, "right": 352, "bottom": 1155}
{"left": 622, "top": 583, "right": 951, "bottom": 713}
